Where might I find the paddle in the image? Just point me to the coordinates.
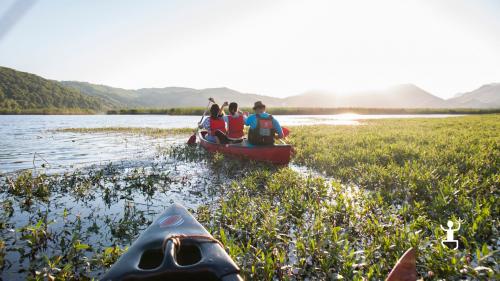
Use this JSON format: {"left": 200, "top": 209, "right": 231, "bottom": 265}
{"left": 275, "top": 127, "right": 290, "bottom": 144}
{"left": 187, "top": 98, "right": 214, "bottom": 145}
{"left": 281, "top": 127, "right": 290, "bottom": 138}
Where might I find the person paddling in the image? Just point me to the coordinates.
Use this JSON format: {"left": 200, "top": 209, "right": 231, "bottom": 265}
{"left": 245, "top": 101, "right": 283, "bottom": 145}
{"left": 221, "top": 102, "right": 247, "bottom": 143}
{"left": 199, "top": 104, "right": 229, "bottom": 144}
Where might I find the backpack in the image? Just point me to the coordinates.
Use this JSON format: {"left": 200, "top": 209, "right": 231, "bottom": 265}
{"left": 249, "top": 114, "right": 275, "bottom": 145}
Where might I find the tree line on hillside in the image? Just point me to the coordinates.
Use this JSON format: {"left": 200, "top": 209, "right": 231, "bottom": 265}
{"left": 0, "top": 67, "right": 103, "bottom": 114}
{"left": 2, "top": 65, "right": 499, "bottom": 115}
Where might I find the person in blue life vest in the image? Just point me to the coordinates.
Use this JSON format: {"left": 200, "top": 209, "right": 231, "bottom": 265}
{"left": 245, "top": 101, "right": 283, "bottom": 145}
{"left": 199, "top": 103, "right": 229, "bottom": 144}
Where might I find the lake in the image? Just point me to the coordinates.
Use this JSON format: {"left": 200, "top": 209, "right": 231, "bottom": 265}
{"left": 0, "top": 114, "right": 460, "bottom": 174}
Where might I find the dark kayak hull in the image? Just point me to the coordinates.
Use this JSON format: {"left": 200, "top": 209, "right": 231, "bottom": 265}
{"left": 101, "top": 203, "right": 241, "bottom": 281}
{"left": 198, "top": 131, "right": 292, "bottom": 165}
{"left": 102, "top": 203, "right": 417, "bottom": 280}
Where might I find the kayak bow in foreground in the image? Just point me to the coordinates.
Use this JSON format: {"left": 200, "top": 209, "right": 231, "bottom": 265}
{"left": 101, "top": 203, "right": 242, "bottom": 281}
{"left": 102, "top": 203, "right": 417, "bottom": 280}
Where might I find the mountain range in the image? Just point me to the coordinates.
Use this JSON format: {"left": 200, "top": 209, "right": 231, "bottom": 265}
{"left": 59, "top": 81, "right": 283, "bottom": 109}
{"left": 1, "top": 66, "right": 499, "bottom": 113}
{"left": 61, "top": 80, "right": 500, "bottom": 109}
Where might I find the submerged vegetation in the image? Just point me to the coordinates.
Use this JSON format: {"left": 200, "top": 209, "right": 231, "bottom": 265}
{"left": 0, "top": 115, "right": 498, "bottom": 280}
{"left": 0, "top": 149, "right": 233, "bottom": 280}
{"left": 0, "top": 144, "right": 272, "bottom": 280}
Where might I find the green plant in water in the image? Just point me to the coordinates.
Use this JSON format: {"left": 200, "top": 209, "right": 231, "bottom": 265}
{"left": 19, "top": 218, "right": 52, "bottom": 256}
{"left": 198, "top": 115, "right": 499, "bottom": 280}
{"left": 0, "top": 240, "right": 5, "bottom": 271}
{"left": 0, "top": 115, "right": 498, "bottom": 280}
{"left": 93, "top": 245, "right": 128, "bottom": 268}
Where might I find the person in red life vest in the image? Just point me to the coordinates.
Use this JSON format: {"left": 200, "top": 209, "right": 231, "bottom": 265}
{"left": 199, "top": 104, "right": 229, "bottom": 144}
{"left": 245, "top": 101, "right": 283, "bottom": 145}
{"left": 221, "top": 102, "right": 247, "bottom": 143}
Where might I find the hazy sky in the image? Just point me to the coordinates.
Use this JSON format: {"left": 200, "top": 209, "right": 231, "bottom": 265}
{"left": 0, "top": 0, "right": 499, "bottom": 98}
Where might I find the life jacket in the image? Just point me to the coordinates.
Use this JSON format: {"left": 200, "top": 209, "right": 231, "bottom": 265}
{"left": 248, "top": 114, "right": 275, "bottom": 145}
{"left": 227, "top": 114, "right": 244, "bottom": 139}
{"left": 209, "top": 117, "right": 226, "bottom": 136}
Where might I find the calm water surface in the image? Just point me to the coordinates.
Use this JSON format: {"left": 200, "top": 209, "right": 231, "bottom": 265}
{"left": 0, "top": 114, "right": 460, "bottom": 173}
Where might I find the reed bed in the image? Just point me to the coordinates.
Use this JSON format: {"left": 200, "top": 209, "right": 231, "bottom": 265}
{"left": 0, "top": 115, "right": 498, "bottom": 280}
{"left": 199, "top": 115, "right": 499, "bottom": 280}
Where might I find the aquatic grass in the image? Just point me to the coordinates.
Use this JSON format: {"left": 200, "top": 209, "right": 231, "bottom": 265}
{"left": 0, "top": 151, "right": 235, "bottom": 280}
{"left": 55, "top": 127, "right": 194, "bottom": 137}
{"left": 0, "top": 141, "right": 275, "bottom": 280}
{"left": 166, "top": 143, "right": 209, "bottom": 162}
{"left": 1, "top": 115, "right": 498, "bottom": 280}
{"left": 4, "top": 171, "right": 51, "bottom": 199}
{"left": 198, "top": 115, "right": 499, "bottom": 280}
{"left": 200, "top": 168, "right": 497, "bottom": 279}
{"left": 198, "top": 168, "right": 377, "bottom": 280}
{"left": 165, "top": 143, "right": 278, "bottom": 177}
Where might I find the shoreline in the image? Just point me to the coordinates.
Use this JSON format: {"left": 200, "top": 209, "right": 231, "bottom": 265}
{"left": 1, "top": 107, "right": 499, "bottom": 115}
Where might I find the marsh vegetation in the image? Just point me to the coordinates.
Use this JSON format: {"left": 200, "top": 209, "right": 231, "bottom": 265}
{"left": 0, "top": 115, "right": 498, "bottom": 280}
{"left": 199, "top": 115, "right": 499, "bottom": 280}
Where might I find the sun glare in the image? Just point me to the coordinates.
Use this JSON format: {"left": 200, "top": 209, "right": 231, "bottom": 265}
{"left": 1, "top": 0, "right": 498, "bottom": 98}
{"left": 336, "top": 113, "right": 361, "bottom": 120}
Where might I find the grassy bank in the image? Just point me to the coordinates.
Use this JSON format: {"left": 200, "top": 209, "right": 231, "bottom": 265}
{"left": 108, "top": 107, "right": 500, "bottom": 115}
{"left": 197, "top": 115, "right": 499, "bottom": 280}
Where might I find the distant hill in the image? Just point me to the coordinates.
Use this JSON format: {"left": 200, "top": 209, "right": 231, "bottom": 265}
{"left": 280, "top": 84, "right": 498, "bottom": 108}
{"left": 283, "top": 84, "right": 447, "bottom": 108}
{"left": 62, "top": 81, "right": 283, "bottom": 108}
{"left": 0, "top": 67, "right": 103, "bottom": 113}
{"left": 1, "top": 66, "right": 499, "bottom": 113}
{"left": 446, "top": 83, "right": 500, "bottom": 108}
{"left": 59, "top": 81, "right": 139, "bottom": 108}
{"left": 64, "top": 82, "right": 449, "bottom": 109}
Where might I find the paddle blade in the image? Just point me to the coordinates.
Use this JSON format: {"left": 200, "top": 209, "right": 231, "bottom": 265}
{"left": 282, "top": 127, "right": 290, "bottom": 138}
{"left": 187, "top": 134, "right": 196, "bottom": 145}
{"left": 386, "top": 248, "right": 417, "bottom": 281}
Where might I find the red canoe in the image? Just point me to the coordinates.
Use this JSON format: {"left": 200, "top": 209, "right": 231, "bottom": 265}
{"left": 198, "top": 131, "right": 292, "bottom": 165}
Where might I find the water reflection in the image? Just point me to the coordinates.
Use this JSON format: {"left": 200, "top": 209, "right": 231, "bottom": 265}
{"left": 0, "top": 146, "right": 231, "bottom": 280}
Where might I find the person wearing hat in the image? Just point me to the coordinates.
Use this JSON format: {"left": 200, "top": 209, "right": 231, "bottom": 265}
{"left": 245, "top": 101, "right": 283, "bottom": 145}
